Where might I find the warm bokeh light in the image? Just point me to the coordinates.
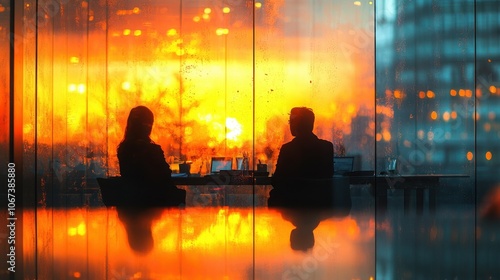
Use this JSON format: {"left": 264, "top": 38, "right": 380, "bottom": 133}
{"left": 430, "top": 111, "right": 438, "bottom": 120}
{"left": 443, "top": 111, "right": 450, "bottom": 122}
{"left": 382, "top": 131, "right": 391, "bottom": 141}
{"left": 394, "top": 89, "right": 403, "bottom": 99}
{"left": 484, "top": 122, "right": 491, "bottom": 132}
{"left": 488, "top": 111, "right": 496, "bottom": 120}
{"left": 451, "top": 111, "right": 458, "bottom": 119}
{"left": 465, "top": 89, "right": 473, "bottom": 98}
{"left": 77, "top": 84, "right": 86, "bottom": 94}
{"left": 486, "top": 151, "right": 492, "bottom": 160}
{"left": 490, "top": 85, "right": 497, "bottom": 94}
{"left": 216, "top": 28, "right": 229, "bottom": 35}
{"left": 167, "top": 28, "right": 177, "bottom": 36}
{"left": 450, "top": 89, "right": 457, "bottom": 96}
{"left": 68, "top": 222, "right": 87, "bottom": 236}
{"left": 466, "top": 151, "right": 473, "bottom": 161}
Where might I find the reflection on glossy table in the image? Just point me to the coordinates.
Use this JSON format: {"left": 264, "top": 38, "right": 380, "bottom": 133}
{"left": 17, "top": 202, "right": 500, "bottom": 279}
{"left": 172, "top": 174, "right": 470, "bottom": 213}
{"left": 23, "top": 207, "right": 375, "bottom": 280}
{"left": 356, "top": 174, "right": 470, "bottom": 214}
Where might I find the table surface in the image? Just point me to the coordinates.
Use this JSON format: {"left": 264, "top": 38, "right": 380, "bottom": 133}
{"left": 171, "top": 173, "right": 470, "bottom": 186}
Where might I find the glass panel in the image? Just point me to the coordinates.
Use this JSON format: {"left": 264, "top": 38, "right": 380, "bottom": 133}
{"left": 376, "top": 0, "right": 476, "bottom": 278}
{"left": 0, "top": 0, "right": 9, "bottom": 179}
{"left": 255, "top": 0, "right": 375, "bottom": 278}
{"left": 0, "top": 1, "right": 11, "bottom": 280}
{"left": 476, "top": 0, "right": 500, "bottom": 279}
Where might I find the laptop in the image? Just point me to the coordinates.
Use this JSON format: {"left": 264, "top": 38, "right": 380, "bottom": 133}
{"left": 210, "top": 157, "right": 233, "bottom": 174}
{"left": 334, "top": 156, "right": 354, "bottom": 175}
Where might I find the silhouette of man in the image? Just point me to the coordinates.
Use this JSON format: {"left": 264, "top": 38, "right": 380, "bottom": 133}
{"left": 117, "top": 105, "right": 185, "bottom": 207}
{"left": 269, "top": 107, "right": 334, "bottom": 208}
{"left": 273, "top": 107, "right": 334, "bottom": 178}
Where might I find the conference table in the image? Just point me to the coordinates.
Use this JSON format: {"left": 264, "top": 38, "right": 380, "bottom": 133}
{"left": 171, "top": 173, "right": 470, "bottom": 214}
{"left": 346, "top": 174, "right": 470, "bottom": 214}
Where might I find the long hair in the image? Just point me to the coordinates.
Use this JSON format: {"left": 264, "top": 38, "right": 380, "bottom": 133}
{"left": 119, "top": 106, "right": 154, "bottom": 147}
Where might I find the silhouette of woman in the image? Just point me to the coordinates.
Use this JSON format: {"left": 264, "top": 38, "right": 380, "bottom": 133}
{"left": 117, "top": 105, "right": 185, "bottom": 207}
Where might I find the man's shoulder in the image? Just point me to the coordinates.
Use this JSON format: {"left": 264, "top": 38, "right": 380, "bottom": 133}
{"left": 318, "top": 138, "right": 333, "bottom": 147}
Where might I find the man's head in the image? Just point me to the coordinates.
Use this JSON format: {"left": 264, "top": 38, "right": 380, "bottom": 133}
{"left": 289, "top": 107, "right": 315, "bottom": 137}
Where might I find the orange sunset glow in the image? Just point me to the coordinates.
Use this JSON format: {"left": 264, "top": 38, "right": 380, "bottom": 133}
{"left": 24, "top": 207, "right": 375, "bottom": 279}
{"left": 10, "top": 0, "right": 376, "bottom": 176}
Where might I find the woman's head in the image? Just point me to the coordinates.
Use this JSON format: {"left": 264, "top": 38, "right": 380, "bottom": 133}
{"left": 123, "top": 106, "right": 154, "bottom": 142}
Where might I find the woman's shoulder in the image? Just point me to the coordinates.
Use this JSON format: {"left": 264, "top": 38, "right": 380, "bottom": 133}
{"left": 119, "top": 140, "right": 161, "bottom": 152}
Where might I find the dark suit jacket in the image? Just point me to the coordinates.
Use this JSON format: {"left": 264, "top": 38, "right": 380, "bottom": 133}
{"left": 269, "top": 133, "right": 334, "bottom": 208}
{"left": 273, "top": 133, "right": 334, "bottom": 179}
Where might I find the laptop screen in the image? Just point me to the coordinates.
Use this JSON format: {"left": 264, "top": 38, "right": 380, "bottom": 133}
{"left": 210, "top": 157, "right": 233, "bottom": 173}
{"left": 334, "top": 156, "right": 354, "bottom": 175}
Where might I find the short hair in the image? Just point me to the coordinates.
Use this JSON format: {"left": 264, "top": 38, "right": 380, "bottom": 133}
{"left": 290, "top": 107, "right": 315, "bottom": 133}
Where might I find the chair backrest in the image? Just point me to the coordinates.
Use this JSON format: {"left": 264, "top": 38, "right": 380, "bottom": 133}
{"left": 96, "top": 177, "right": 126, "bottom": 206}
{"left": 97, "top": 177, "right": 186, "bottom": 207}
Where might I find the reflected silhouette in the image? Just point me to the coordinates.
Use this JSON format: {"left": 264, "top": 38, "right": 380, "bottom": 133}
{"left": 271, "top": 180, "right": 352, "bottom": 252}
{"left": 270, "top": 107, "right": 335, "bottom": 208}
{"left": 270, "top": 107, "right": 350, "bottom": 251}
{"left": 117, "top": 106, "right": 185, "bottom": 207}
{"left": 273, "top": 107, "right": 334, "bottom": 179}
{"left": 116, "top": 206, "right": 163, "bottom": 254}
